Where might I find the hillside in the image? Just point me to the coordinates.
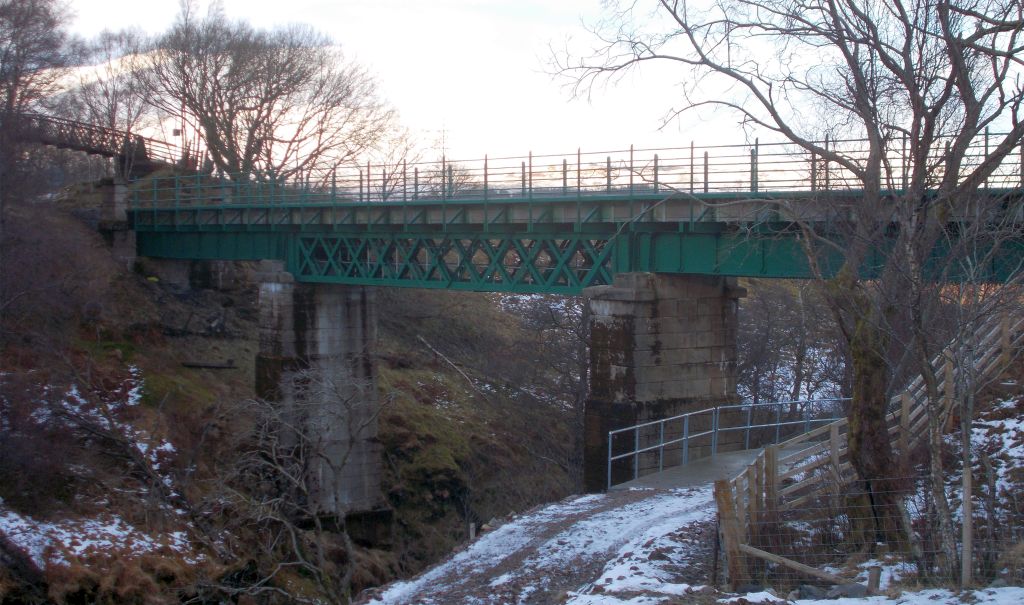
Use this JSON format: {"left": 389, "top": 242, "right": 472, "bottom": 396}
{"left": 0, "top": 192, "right": 583, "bottom": 602}
{"left": 358, "top": 386, "right": 1024, "bottom": 604}
{"left": 3, "top": 188, "right": 1024, "bottom": 604}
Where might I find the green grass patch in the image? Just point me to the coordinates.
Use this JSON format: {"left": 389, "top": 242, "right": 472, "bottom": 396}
{"left": 139, "top": 370, "right": 215, "bottom": 409}
{"left": 74, "top": 336, "right": 139, "bottom": 363}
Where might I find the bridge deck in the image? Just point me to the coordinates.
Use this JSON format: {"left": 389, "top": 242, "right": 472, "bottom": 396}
{"left": 612, "top": 446, "right": 808, "bottom": 491}
{"left": 119, "top": 135, "right": 1024, "bottom": 292}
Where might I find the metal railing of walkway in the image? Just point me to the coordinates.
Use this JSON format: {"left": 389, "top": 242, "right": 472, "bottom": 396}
{"left": 14, "top": 112, "right": 180, "bottom": 168}
{"left": 133, "top": 131, "right": 1024, "bottom": 208}
{"left": 606, "top": 397, "right": 849, "bottom": 489}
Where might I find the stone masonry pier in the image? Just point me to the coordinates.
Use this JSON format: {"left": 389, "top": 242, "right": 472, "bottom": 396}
{"left": 254, "top": 261, "right": 384, "bottom": 520}
{"left": 583, "top": 273, "right": 745, "bottom": 492}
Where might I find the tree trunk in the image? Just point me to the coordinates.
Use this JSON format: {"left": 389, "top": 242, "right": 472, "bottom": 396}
{"left": 846, "top": 314, "right": 904, "bottom": 548}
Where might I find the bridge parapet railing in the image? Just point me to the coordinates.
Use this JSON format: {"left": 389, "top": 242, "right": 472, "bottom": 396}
{"left": 130, "top": 131, "right": 1024, "bottom": 212}
{"left": 18, "top": 112, "right": 180, "bottom": 166}
{"left": 606, "top": 397, "right": 848, "bottom": 489}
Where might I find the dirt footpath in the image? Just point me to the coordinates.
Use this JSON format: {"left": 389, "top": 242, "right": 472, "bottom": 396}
{"left": 359, "top": 486, "right": 717, "bottom": 605}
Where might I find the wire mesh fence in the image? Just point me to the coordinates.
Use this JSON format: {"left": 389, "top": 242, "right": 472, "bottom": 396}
{"left": 717, "top": 473, "right": 1024, "bottom": 593}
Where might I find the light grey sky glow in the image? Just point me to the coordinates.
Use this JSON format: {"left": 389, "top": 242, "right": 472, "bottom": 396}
{"left": 68, "top": 0, "right": 731, "bottom": 160}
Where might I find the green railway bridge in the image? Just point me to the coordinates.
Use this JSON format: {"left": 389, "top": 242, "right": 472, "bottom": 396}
{"left": 21, "top": 114, "right": 1024, "bottom": 522}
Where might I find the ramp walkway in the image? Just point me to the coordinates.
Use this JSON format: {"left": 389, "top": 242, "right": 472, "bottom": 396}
{"left": 605, "top": 397, "right": 848, "bottom": 490}
{"left": 612, "top": 445, "right": 808, "bottom": 491}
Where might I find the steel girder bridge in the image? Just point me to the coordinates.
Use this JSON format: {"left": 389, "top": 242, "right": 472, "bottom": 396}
{"left": 128, "top": 135, "right": 1024, "bottom": 294}
{"left": 14, "top": 113, "right": 180, "bottom": 178}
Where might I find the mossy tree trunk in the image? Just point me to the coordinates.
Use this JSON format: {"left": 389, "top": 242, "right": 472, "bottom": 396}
{"left": 843, "top": 294, "right": 906, "bottom": 548}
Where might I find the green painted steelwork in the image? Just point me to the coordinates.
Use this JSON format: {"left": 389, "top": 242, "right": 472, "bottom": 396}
{"left": 127, "top": 139, "right": 1024, "bottom": 293}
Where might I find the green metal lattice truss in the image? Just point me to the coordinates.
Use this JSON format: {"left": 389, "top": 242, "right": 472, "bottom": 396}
{"left": 129, "top": 184, "right": 1024, "bottom": 294}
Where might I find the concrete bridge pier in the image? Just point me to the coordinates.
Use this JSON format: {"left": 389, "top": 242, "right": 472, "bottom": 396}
{"left": 583, "top": 272, "right": 745, "bottom": 492}
{"left": 254, "top": 261, "right": 387, "bottom": 537}
{"left": 97, "top": 177, "right": 135, "bottom": 269}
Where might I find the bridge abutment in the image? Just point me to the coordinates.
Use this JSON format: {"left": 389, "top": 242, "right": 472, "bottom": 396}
{"left": 98, "top": 177, "right": 136, "bottom": 269}
{"left": 583, "top": 272, "right": 745, "bottom": 492}
{"left": 253, "top": 261, "right": 386, "bottom": 525}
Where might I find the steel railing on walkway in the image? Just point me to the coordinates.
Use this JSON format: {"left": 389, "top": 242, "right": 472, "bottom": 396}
{"left": 14, "top": 112, "right": 180, "bottom": 166}
{"left": 606, "top": 397, "right": 849, "bottom": 489}
{"left": 131, "top": 130, "right": 1024, "bottom": 209}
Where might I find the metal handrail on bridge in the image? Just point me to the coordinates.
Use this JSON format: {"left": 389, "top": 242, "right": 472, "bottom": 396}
{"left": 16, "top": 112, "right": 180, "bottom": 167}
{"left": 606, "top": 397, "right": 849, "bottom": 489}
{"left": 131, "top": 130, "right": 1024, "bottom": 211}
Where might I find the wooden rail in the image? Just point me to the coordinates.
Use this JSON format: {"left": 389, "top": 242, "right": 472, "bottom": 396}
{"left": 716, "top": 311, "right": 1024, "bottom": 588}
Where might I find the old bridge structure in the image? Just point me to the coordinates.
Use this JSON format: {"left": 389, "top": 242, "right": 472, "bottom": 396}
{"left": 21, "top": 113, "right": 1024, "bottom": 521}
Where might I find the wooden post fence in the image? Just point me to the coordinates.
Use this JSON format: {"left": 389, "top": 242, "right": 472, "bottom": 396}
{"left": 715, "top": 479, "right": 746, "bottom": 589}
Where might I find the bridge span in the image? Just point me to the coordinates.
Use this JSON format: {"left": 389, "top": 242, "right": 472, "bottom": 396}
{"left": 20, "top": 113, "right": 1024, "bottom": 527}
{"left": 129, "top": 136, "right": 1024, "bottom": 292}
{"left": 13, "top": 112, "right": 180, "bottom": 178}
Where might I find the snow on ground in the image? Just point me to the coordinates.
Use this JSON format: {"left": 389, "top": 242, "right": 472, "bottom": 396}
{"left": 0, "top": 499, "right": 193, "bottom": 567}
{"left": 368, "top": 487, "right": 714, "bottom": 604}
{"left": 565, "top": 596, "right": 665, "bottom": 605}
{"left": 565, "top": 492, "right": 714, "bottom": 602}
{"left": 366, "top": 476, "right": 1024, "bottom": 605}
{"left": 560, "top": 585, "right": 1024, "bottom": 605}
{"left": 523, "top": 488, "right": 711, "bottom": 600}
{"left": 972, "top": 395, "right": 1024, "bottom": 495}
{"left": 371, "top": 494, "right": 608, "bottom": 604}
{"left": 0, "top": 367, "right": 195, "bottom": 569}
{"left": 790, "top": 587, "right": 1024, "bottom": 605}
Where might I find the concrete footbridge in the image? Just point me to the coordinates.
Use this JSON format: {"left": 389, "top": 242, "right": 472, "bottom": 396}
{"left": 22, "top": 112, "right": 1024, "bottom": 529}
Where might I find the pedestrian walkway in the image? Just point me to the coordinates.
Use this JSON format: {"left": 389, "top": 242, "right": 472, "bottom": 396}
{"left": 613, "top": 445, "right": 808, "bottom": 491}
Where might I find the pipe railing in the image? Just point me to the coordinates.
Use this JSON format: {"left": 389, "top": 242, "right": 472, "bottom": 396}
{"left": 16, "top": 112, "right": 180, "bottom": 166}
{"left": 129, "top": 132, "right": 1024, "bottom": 211}
{"left": 606, "top": 397, "right": 849, "bottom": 489}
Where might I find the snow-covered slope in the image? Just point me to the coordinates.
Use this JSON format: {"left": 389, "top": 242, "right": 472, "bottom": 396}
{"left": 363, "top": 486, "right": 716, "bottom": 604}
{"left": 360, "top": 388, "right": 1024, "bottom": 604}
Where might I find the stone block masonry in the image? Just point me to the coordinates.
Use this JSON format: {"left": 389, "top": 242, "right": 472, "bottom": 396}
{"left": 254, "top": 260, "right": 384, "bottom": 516}
{"left": 583, "top": 272, "right": 745, "bottom": 491}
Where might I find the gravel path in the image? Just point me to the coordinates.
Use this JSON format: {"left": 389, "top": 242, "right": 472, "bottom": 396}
{"left": 359, "top": 486, "right": 715, "bottom": 605}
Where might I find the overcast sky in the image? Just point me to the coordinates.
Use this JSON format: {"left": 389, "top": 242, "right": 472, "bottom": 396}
{"left": 67, "top": 0, "right": 732, "bottom": 160}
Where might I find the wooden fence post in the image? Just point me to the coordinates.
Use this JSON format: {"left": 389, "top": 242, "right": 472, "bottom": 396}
{"left": 746, "top": 464, "right": 758, "bottom": 540}
{"left": 736, "top": 479, "right": 748, "bottom": 543}
{"left": 715, "top": 479, "right": 746, "bottom": 590}
{"left": 867, "top": 566, "right": 882, "bottom": 594}
{"left": 829, "top": 423, "right": 843, "bottom": 511}
{"left": 754, "top": 454, "right": 765, "bottom": 516}
{"left": 1000, "top": 313, "right": 1012, "bottom": 367}
{"left": 943, "top": 350, "right": 957, "bottom": 430}
{"left": 765, "top": 445, "right": 779, "bottom": 512}
{"left": 830, "top": 423, "right": 841, "bottom": 473}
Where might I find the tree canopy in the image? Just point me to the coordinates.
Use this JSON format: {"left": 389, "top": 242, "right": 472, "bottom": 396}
{"left": 147, "top": 3, "right": 394, "bottom": 179}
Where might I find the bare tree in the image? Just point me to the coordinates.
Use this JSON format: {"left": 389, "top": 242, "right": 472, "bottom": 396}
{"left": 59, "top": 29, "right": 153, "bottom": 133}
{"left": 0, "top": 0, "right": 72, "bottom": 324}
{"left": 737, "top": 280, "right": 847, "bottom": 406}
{"left": 0, "top": 0, "right": 68, "bottom": 116}
{"left": 198, "top": 367, "right": 384, "bottom": 603}
{"left": 145, "top": 2, "right": 393, "bottom": 180}
{"left": 563, "top": 0, "right": 1024, "bottom": 550}
{"left": 366, "top": 126, "right": 425, "bottom": 201}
